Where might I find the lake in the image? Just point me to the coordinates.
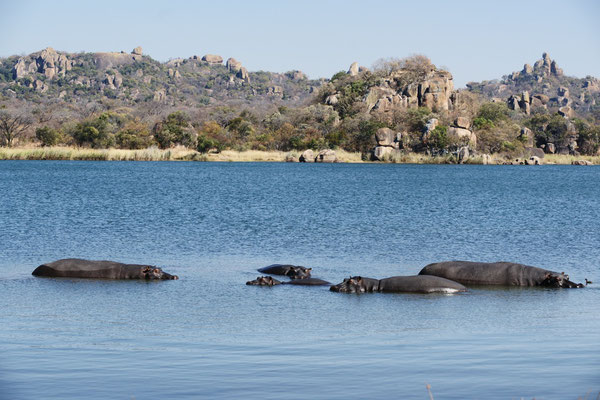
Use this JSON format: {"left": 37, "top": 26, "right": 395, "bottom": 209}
{"left": 0, "top": 161, "right": 598, "bottom": 399}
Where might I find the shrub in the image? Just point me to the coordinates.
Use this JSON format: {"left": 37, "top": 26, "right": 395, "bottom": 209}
{"left": 115, "top": 122, "right": 154, "bottom": 149}
{"left": 35, "top": 126, "right": 62, "bottom": 147}
{"left": 197, "top": 135, "right": 222, "bottom": 153}
{"left": 152, "top": 111, "right": 197, "bottom": 149}
{"left": 472, "top": 117, "right": 494, "bottom": 130}
{"left": 476, "top": 103, "right": 509, "bottom": 123}
{"left": 427, "top": 126, "right": 449, "bottom": 152}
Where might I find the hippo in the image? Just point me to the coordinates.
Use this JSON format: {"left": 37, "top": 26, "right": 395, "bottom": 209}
{"left": 283, "top": 278, "right": 330, "bottom": 286}
{"left": 246, "top": 276, "right": 282, "bottom": 286}
{"left": 32, "top": 258, "right": 179, "bottom": 280}
{"left": 330, "top": 275, "right": 467, "bottom": 294}
{"left": 418, "top": 261, "right": 583, "bottom": 288}
{"left": 257, "top": 264, "right": 311, "bottom": 280}
{"left": 246, "top": 276, "right": 329, "bottom": 286}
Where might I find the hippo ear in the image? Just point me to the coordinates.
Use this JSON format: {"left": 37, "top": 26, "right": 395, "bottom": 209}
{"left": 356, "top": 277, "right": 362, "bottom": 282}
{"left": 142, "top": 267, "right": 150, "bottom": 273}
{"left": 307, "top": 268, "right": 312, "bottom": 271}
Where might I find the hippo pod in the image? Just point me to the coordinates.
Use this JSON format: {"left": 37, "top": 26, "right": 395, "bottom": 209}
{"left": 257, "top": 264, "right": 312, "bottom": 280}
{"left": 418, "top": 261, "right": 584, "bottom": 288}
{"left": 32, "top": 258, "right": 179, "bottom": 280}
{"left": 330, "top": 275, "right": 466, "bottom": 294}
{"left": 246, "top": 276, "right": 330, "bottom": 286}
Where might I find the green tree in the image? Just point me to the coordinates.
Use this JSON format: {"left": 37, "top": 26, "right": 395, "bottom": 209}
{"left": 115, "top": 121, "right": 154, "bottom": 149}
{"left": 35, "top": 126, "right": 62, "bottom": 147}
{"left": 574, "top": 119, "right": 600, "bottom": 155}
{"left": 152, "top": 111, "right": 197, "bottom": 149}
{"left": 196, "top": 135, "right": 222, "bottom": 153}
{"left": 70, "top": 112, "right": 123, "bottom": 148}
{"left": 427, "top": 126, "right": 449, "bottom": 152}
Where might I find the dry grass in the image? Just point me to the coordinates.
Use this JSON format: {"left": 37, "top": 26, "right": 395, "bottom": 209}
{"left": 0, "top": 146, "right": 366, "bottom": 163}
{"left": 201, "top": 149, "right": 365, "bottom": 163}
{"left": 543, "top": 154, "right": 599, "bottom": 165}
{"left": 382, "top": 152, "right": 458, "bottom": 164}
{"left": 0, "top": 146, "right": 197, "bottom": 161}
{"left": 1, "top": 146, "right": 598, "bottom": 165}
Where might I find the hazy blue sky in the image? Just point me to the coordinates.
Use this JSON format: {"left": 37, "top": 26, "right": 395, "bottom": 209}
{"left": 0, "top": 0, "right": 598, "bottom": 87}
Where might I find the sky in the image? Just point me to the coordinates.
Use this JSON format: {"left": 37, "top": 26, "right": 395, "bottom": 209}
{"left": 0, "top": 0, "right": 598, "bottom": 87}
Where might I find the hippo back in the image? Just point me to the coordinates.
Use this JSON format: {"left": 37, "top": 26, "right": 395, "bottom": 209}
{"left": 283, "top": 278, "right": 330, "bottom": 286}
{"left": 378, "top": 275, "right": 466, "bottom": 293}
{"left": 418, "top": 261, "right": 558, "bottom": 286}
{"left": 33, "top": 259, "right": 143, "bottom": 279}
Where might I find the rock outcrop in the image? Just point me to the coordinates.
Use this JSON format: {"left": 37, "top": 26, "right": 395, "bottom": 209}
{"left": 13, "top": 47, "right": 73, "bottom": 80}
{"left": 372, "top": 127, "right": 402, "bottom": 161}
{"left": 289, "top": 70, "right": 306, "bottom": 80}
{"left": 348, "top": 62, "right": 359, "bottom": 76}
{"left": 448, "top": 117, "right": 476, "bottom": 146}
{"left": 315, "top": 149, "right": 337, "bottom": 163}
{"left": 132, "top": 46, "right": 143, "bottom": 56}
{"left": 266, "top": 86, "right": 283, "bottom": 96}
{"left": 572, "top": 160, "right": 593, "bottom": 165}
{"left": 202, "top": 54, "right": 223, "bottom": 64}
{"left": 518, "top": 127, "right": 534, "bottom": 147}
{"left": 367, "top": 68, "right": 454, "bottom": 113}
{"left": 299, "top": 149, "right": 314, "bottom": 162}
{"left": 509, "top": 52, "right": 563, "bottom": 81}
{"left": 237, "top": 67, "right": 250, "bottom": 83}
{"left": 226, "top": 58, "right": 242, "bottom": 73}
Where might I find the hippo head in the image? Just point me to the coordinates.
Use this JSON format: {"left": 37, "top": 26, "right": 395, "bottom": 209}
{"left": 142, "top": 266, "right": 178, "bottom": 280}
{"left": 246, "top": 276, "right": 282, "bottom": 286}
{"left": 541, "top": 272, "right": 583, "bottom": 288}
{"left": 330, "top": 276, "right": 368, "bottom": 293}
{"left": 287, "top": 267, "right": 312, "bottom": 280}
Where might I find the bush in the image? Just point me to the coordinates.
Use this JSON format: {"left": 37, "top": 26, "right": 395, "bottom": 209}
{"left": 476, "top": 103, "right": 509, "bottom": 123}
{"left": 69, "top": 112, "right": 126, "bottom": 148}
{"left": 153, "top": 111, "right": 197, "bottom": 149}
{"left": 404, "top": 107, "right": 433, "bottom": 134}
{"left": 428, "top": 126, "right": 449, "bottom": 152}
{"left": 197, "top": 135, "right": 222, "bottom": 153}
{"left": 472, "top": 117, "right": 494, "bottom": 130}
{"left": 574, "top": 119, "right": 600, "bottom": 155}
{"left": 35, "top": 126, "right": 62, "bottom": 147}
{"left": 115, "top": 122, "right": 154, "bottom": 149}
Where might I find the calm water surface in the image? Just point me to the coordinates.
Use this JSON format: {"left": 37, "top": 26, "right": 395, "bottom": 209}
{"left": 0, "top": 161, "right": 598, "bottom": 399}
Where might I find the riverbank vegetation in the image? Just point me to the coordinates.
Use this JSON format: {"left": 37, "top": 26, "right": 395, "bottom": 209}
{"left": 1, "top": 145, "right": 598, "bottom": 164}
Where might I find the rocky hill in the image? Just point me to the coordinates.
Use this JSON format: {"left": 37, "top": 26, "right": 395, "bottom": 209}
{"left": 0, "top": 46, "right": 320, "bottom": 108}
{"left": 0, "top": 48, "right": 598, "bottom": 161}
{"left": 465, "top": 53, "right": 600, "bottom": 118}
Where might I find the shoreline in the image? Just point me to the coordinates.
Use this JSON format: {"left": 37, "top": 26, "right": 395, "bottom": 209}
{"left": 0, "top": 146, "right": 597, "bottom": 165}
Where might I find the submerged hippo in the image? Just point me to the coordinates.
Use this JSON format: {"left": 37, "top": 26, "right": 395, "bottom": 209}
{"left": 418, "top": 261, "right": 583, "bottom": 288}
{"left": 32, "top": 258, "right": 179, "bottom": 280}
{"left": 246, "top": 276, "right": 282, "bottom": 286}
{"left": 283, "top": 278, "right": 330, "bottom": 286}
{"left": 246, "top": 276, "right": 329, "bottom": 286}
{"left": 330, "top": 275, "right": 466, "bottom": 294}
{"left": 257, "top": 264, "right": 312, "bottom": 280}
